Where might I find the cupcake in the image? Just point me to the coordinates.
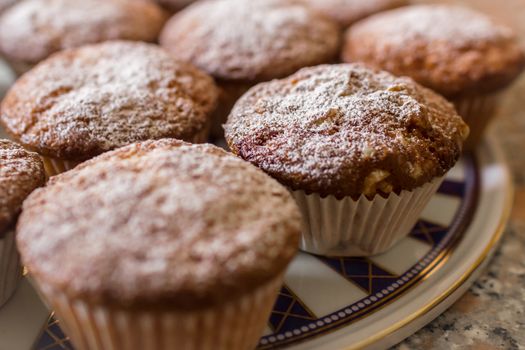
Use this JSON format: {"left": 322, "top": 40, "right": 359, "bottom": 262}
{"left": 17, "top": 139, "right": 301, "bottom": 350}
{"left": 160, "top": 0, "right": 340, "bottom": 138}
{"left": 0, "top": 0, "right": 168, "bottom": 74}
{"left": 0, "top": 41, "right": 219, "bottom": 176}
{"left": 342, "top": 5, "right": 525, "bottom": 150}
{"left": 225, "top": 64, "right": 469, "bottom": 256}
{"left": 285, "top": 0, "right": 409, "bottom": 28}
{"left": 0, "top": 139, "right": 45, "bottom": 307}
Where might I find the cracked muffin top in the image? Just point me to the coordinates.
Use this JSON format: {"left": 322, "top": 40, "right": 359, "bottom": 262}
{"left": 0, "top": 139, "right": 45, "bottom": 235}
{"left": 0, "top": 0, "right": 168, "bottom": 67}
{"left": 225, "top": 64, "right": 469, "bottom": 199}
{"left": 342, "top": 5, "right": 525, "bottom": 97}
{"left": 159, "top": 0, "right": 340, "bottom": 83}
{"left": 17, "top": 139, "right": 300, "bottom": 309}
{"left": 0, "top": 41, "right": 219, "bottom": 161}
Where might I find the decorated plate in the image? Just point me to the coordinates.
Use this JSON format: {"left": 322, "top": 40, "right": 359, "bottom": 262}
{"left": 0, "top": 58, "right": 513, "bottom": 349}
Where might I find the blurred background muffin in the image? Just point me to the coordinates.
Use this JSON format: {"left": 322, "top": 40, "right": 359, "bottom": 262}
{"left": 0, "top": 41, "right": 218, "bottom": 176}
{"left": 342, "top": 5, "right": 525, "bottom": 150}
{"left": 0, "top": 139, "right": 44, "bottom": 307}
{"left": 0, "top": 0, "right": 168, "bottom": 74}
{"left": 160, "top": 0, "right": 341, "bottom": 139}
{"left": 17, "top": 139, "right": 301, "bottom": 350}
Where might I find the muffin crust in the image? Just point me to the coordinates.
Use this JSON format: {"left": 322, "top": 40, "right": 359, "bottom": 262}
{"left": 0, "top": 41, "right": 219, "bottom": 161}
{"left": 0, "top": 140, "right": 45, "bottom": 234}
{"left": 225, "top": 64, "right": 469, "bottom": 198}
{"left": 17, "top": 139, "right": 301, "bottom": 309}
{"left": 342, "top": 5, "right": 525, "bottom": 97}
{"left": 160, "top": 0, "right": 340, "bottom": 83}
{"left": 0, "top": 0, "right": 168, "bottom": 67}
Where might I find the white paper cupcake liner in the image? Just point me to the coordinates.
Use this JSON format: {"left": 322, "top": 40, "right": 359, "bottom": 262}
{"left": 292, "top": 178, "right": 444, "bottom": 256}
{"left": 41, "top": 156, "right": 80, "bottom": 177}
{"left": 0, "top": 228, "right": 22, "bottom": 307}
{"left": 36, "top": 275, "right": 283, "bottom": 350}
{"left": 452, "top": 93, "right": 501, "bottom": 151}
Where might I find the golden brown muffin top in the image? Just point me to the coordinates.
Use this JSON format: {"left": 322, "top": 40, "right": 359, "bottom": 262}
{"left": 1, "top": 41, "right": 219, "bottom": 161}
{"left": 0, "top": 0, "right": 168, "bottom": 66}
{"left": 287, "top": 0, "right": 408, "bottom": 27}
{"left": 17, "top": 139, "right": 301, "bottom": 309}
{"left": 0, "top": 139, "right": 45, "bottom": 235}
{"left": 225, "top": 64, "right": 469, "bottom": 199}
{"left": 342, "top": 5, "right": 525, "bottom": 97}
{"left": 159, "top": 0, "right": 340, "bottom": 82}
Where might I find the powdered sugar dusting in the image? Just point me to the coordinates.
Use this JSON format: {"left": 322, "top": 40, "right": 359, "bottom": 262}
{"left": 359, "top": 5, "right": 514, "bottom": 47}
{"left": 1, "top": 41, "right": 218, "bottom": 160}
{"left": 160, "top": 0, "right": 340, "bottom": 81}
{"left": 0, "top": 0, "right": 167, "bottom": 64}
{"left": 225, "top": 64, "right": 468, "bottom": 198}
{"left": 17, "top": 140, "right": 300, "bottom": 307}
{"left": 0, "top": 140, "right": 45, "bottom": 233}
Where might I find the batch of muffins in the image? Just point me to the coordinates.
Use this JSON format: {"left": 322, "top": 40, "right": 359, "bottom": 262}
{"left": 0, "top": 0, "right": 524, "bottom": 349}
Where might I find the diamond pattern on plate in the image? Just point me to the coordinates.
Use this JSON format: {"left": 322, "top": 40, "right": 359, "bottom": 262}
{"left": 36, "top": 316, "right": 72, "bottom": 350}
{"left": 410, "top": 220, "right": 448, "bottom": 247}
{"left": 317, "top": 257, "right": 399, "bottom": 295}
{"left": 268, "top": 285, "right": 316, "bottom": 334}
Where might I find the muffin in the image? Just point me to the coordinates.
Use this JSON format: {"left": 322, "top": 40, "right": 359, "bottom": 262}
{"left": 160, "top": 0, "right": 340, "bottom": 138}
{"left": 0, "top": 41, "right": 219, "bottom": 176}
{"left": 286, "top": 0, "right": 409, "bottom": 28}
{"left": 0, "top": 139, "right": 45, "bottom": 307}
{"left": 225, "top": 64, "right": 469, "bottom": 256}
{"left": 342, "top": 5, "right": 525, "bottom": 150}
{"left": 0, "top": 0, "right": 168, "bottom": 74}
{"left": 17, "top": 139, "right": 301, "bottom": 350}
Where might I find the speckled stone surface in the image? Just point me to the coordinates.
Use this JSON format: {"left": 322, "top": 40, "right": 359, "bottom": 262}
{"left": 395, "top": 0, "right": 525, "bottom": 349}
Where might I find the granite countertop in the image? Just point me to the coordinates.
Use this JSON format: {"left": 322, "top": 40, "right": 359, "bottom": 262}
{"left": 396, "top": 0, "right": 525, "bottom": 348}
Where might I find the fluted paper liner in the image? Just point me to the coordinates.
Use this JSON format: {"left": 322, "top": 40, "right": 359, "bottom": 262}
{"left": 452, "top": 93, "right": 501, "bottom": 151}
{"left": 41, "top": 156, "right": 81, "bottom": 177}
{"left": 292, "top": 178, "right": 444, "bottom": 256}
{"left": 0, "top": 229, "right": 22, "bottom": 307}
{"left": 36, "top": 275, "right": 283, "bottom": 350}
